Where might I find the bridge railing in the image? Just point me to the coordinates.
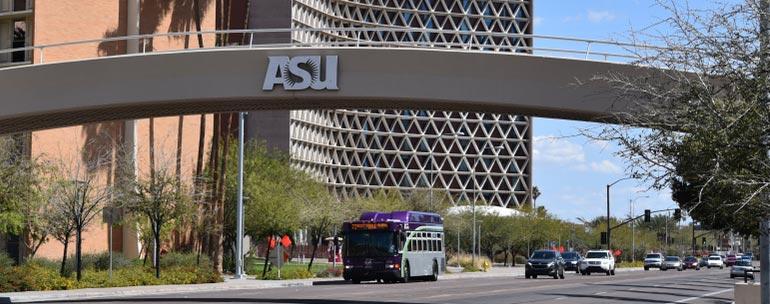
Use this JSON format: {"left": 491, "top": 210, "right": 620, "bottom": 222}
{"left": 0, "top": 27, "right": 661, "bottom": 67}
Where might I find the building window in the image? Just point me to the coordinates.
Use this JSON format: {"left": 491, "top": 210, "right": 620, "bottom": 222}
{"left": 13, "top": 0, "right": 25, "bottom": 11}
{"left": 12, "top": 20, "right": 25, "bottom": 62}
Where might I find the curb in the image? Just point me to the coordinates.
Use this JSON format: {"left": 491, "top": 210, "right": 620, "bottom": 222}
{"left": 0, "top": 279, "right": 327, "bottom": 303}
{"left": 0, "top": 269, "right": 530, "bottom": 303}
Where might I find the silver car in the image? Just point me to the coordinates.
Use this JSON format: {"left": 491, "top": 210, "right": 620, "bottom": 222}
{"left": 730, "top": 260, "right": 755, "bottom": 279}
{"left": 660, "top": 256, "right": 683, "bottom": 271}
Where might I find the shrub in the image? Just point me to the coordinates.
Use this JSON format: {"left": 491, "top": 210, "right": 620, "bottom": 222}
{"left": 0, "top": 252, "right": 15, "bottom": 268}
{"left": 447, "top": 253, "right": 492, "bottom": 272}
{"left": 162, "top": 252, "right": 210, "bottom": 269}
{"left": 315, "top": 267, "right": 343, "bottom": 278}
{"left": 514, "top": 255, "right": 528, "bottom": 265}
{"left": 262, "top": 268, "right": 315, "bottom": 280}
{"left": 24, "top": 257, "right": 60, "bottom": 270}
{"left": 13, "top": 263, "right": 76, "bottom": 291}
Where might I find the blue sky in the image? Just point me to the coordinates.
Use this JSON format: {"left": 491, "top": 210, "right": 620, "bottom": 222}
{"left": 531, "top": 1, "right": 680, "bottom": 222}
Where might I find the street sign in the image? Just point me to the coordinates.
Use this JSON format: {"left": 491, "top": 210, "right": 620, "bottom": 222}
{"left": 281, "top": 235, "right": 292, "bottom": 248}
{"left": 102, "top": 206, "right": 122, "bottom": 224}
{"left": 269, "top": 244, "right": 284, "bottom": 268}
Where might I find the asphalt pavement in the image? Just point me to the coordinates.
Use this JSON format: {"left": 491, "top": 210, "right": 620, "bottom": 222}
{"left": 21, "top": 268, "right": 738, "bottom": 304}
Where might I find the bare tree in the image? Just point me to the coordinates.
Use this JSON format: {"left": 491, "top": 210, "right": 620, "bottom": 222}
{"left": 584, "top": 0, "right": 770, "bottom": 300}
{"left": 122, "top": 165, "right": 192, "bottom": 279}
{"left": 49, "top": 150, "right": 112, "bottom": 281}
{"left": 46, "top": 201, "right": 76, "bottom": 276}
{"left": 584, "top": 0, "right": 770, "bottom": 230}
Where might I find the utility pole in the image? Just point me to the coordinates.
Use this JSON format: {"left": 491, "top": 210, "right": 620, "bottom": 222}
{"left": 760, "top": 0, "right": 770, "bottom": 302}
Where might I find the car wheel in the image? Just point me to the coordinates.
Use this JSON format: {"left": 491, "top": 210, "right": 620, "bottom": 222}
{"left": 708, "top": 266, "right": 711, "bottom": 269}
{"left": 525, "top": 274, "right": 530, "bottom": 279}
{"left": 606, "top": 270, "right": 611, "bottom": 276}
{"left": 352, "top": 279, "right": 361, "bottom": 284}
{"left": 586, "top": 272, "right": 591, "bottom": 276}
{"left": 720, "top": 265, "right": 724, "bottom": 269}
{"left": 560, "top": 269, "right": 565, "bottom": 279}
{"left": 611, "top": 269, "right": 616, "bottom": 276}
{"left": 730, "top": 274, "right": 735, "bottom": 278}
{"left": 532, "top": 275, "right": 537, "bottom": 279}
{"left": 644, "top": 267, "right": 649, "bottom": 271}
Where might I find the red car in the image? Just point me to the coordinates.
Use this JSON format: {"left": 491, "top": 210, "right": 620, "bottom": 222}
{"left": 683, "top": 256, "right": 700, "bottom": 270}
{"left": 726, "top": 254, "right": 737, "bottom": 266}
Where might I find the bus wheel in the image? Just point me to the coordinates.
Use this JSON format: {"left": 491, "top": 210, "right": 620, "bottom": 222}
{"left": 430, "top": 262, "right": 439, "bottom": 281}
{"left": 402, "top": 262, "right": 410, "bottom": 283}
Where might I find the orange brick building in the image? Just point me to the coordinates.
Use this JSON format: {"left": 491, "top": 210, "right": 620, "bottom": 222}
{"left": 0, "top": 0, "right": 231, "bottom": 262}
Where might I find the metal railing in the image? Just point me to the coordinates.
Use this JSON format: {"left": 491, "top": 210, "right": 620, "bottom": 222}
{"left": 0, "top": 27, "right": 661, "bottom": 67}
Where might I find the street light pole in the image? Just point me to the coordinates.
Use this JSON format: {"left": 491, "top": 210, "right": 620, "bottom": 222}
{"left": 606, "top": 176, "right": 635, "bottom": 251}
{"left": 629, "top": 195, "right": 648, "bottom": 262}
{"left": 234, "top": 112, "right": 246, "bottom": 279}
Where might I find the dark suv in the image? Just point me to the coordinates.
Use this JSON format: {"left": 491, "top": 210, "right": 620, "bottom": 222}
{"left": 561, "top": 251, "right": 582, "bottom": 273}
{"left": 525, "top": 250, "right": 565, "bottom": 279}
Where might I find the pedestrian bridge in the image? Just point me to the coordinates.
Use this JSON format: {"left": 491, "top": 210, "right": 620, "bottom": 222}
{"left": 0, "top": 28, "right": 658, "bottom": 134}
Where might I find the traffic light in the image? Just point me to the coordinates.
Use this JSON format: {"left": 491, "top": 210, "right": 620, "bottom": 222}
{"left": 673, "top": 208, "right": 682, "bottom": 221}
{"left": 600, "top": 232, "right": 607, "bottom": 245}
{"left": 644, "top": 209, "right": 651, "bottom": 222}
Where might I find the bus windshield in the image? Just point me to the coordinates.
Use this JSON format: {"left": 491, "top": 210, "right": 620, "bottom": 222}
{"left": 345, "top": 230, "right": 398, "bottom": 257}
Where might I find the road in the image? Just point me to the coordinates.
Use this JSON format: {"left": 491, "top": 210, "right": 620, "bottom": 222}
{"left": 36, "top": 268, "right": 737, "bottom": 304}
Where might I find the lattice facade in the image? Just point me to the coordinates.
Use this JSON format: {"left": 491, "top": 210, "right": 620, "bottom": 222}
{"left": 289, "top": 0, "right": 533, "bottom": 208}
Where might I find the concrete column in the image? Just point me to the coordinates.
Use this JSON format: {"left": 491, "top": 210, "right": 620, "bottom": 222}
{"left": 122, "top": 0, "right": 141, "bottom": 259}
{"left": 245, "top": 0, "right": 292, "bottom": 152}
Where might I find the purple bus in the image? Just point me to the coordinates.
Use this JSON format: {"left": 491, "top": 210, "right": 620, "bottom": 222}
{"left": 342, "top": 211, "right": 445, "bottom": 284}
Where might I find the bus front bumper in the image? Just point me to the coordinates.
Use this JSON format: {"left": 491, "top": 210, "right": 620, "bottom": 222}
{"left": 344, "top": 268, "right": 402, "bottom": 281}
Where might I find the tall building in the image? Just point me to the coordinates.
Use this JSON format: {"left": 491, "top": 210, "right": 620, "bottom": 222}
{"left": 286, "top": 0, "right": 534, "bottom": 208}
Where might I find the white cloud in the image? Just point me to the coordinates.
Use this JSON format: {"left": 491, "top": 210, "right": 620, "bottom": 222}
{"left": 589, "top": 160, "right": 622, "bottom": 174}
{"left": 587, "top": 10, "right": 616, "bottom": 23}
{"left": 533, "top": 136, "right": 586, "bottom": 164}
{"left": 533, "top": 16, "right": 544, "bottom": 27}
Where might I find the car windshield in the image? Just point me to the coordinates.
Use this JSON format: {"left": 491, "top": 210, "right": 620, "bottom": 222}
{"left": 735, "top": 261, "right": 752, "bottom": 266}
{"left": 665, "top": 256, "right": 679, "bottom": 261}
{"left": 709, "top": 256, "right": 721, "bottom": 260}
{"left": 561, "top": 252, "right": 578, "bottom": 259}
{"left": 586, "top": 252, "right": 608, "bottom": 259}
{"left": 345, "top": 230, "right": 398, "bottom": 257}
{"left": 530, "top": 251, "right": 556, "bottom": 259}
{"left": 645, "top": 254, "right": 661, "bottom": 259}
{"left": 684, "top": 257, "right": 696, "bottom": 261}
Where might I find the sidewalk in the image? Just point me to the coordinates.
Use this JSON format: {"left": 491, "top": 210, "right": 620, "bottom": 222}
{"left": 0, "top": 266, "right": 528, "bottom": 303}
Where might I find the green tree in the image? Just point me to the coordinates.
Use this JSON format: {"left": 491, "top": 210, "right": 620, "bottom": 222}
{"left": 224, "top": 141, "right": 300, "bottom": 278}
{"left": 0, "top": 136, "right": 38, "bottom": 238}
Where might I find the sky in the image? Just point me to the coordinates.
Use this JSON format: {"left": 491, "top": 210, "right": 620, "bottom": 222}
{"left": 530, "top": 1, "right": 681, "bottom": 223}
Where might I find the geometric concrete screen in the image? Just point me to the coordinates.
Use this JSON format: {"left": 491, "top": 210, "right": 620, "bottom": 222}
{"left": 291, "top": 0, "right": 534, "bottom": 207}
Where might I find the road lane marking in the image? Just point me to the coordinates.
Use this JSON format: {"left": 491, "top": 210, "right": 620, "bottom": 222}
{"left": 669, "top": 288, "right": 733, "bottom": 303}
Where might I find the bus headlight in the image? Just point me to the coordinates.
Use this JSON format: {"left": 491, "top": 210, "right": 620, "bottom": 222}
{"left": 386, "top": 263, "right": 400, "bottom": 269}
